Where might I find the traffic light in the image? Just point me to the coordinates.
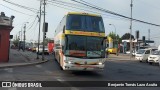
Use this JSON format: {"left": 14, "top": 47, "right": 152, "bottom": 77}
{"left": 142, "top": 36, "right": 145, "bottom": 42}
{"left": 43, "top": 22, "right": 48, "bottom": 32}
{"left": 44, "top": 32, "right": 46, "bottom": 38}
{"left": 10, "top": 35, "right": 13, "bottom": 39}
{"left": 136, "top": 30, "right": 139, "bottom": 39}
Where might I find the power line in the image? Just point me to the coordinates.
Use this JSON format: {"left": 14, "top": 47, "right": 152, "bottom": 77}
{"left": 0, "top": 4, "right": 34, "bottom": 16}
{"left": 71, "top": 0, "right": 160, "bottom": 27}
{"left": 3, "top": 0, "right": 39, "bottom": 13}
{"left": 26, "top": 16, "right": 38, "bottom": 32}
{"left": 26, "top": 21, "right": 39, "bottom": 40}
{"left": 30, "top": 21, "right": 39, "bottom": 40}
{"left": 48, "top": 0, "right": 129, "bottom": 21}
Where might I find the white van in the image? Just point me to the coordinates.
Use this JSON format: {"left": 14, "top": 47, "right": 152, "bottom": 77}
{"left": 148, "top": 50, "right": 160, "bottom": 64}
{"left": 135, "top": 48, "right": 157, "bottom": 62}
{"left": 159, "top": 58, "right": 160, "bottom": 66}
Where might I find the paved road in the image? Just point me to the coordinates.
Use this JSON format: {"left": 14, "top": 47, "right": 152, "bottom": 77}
{"left": 0, "top": 52, "right": 160, "bottom": 90}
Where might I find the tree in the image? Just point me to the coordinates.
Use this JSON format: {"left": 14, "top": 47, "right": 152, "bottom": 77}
{"left": 108, "top": 32, "right": 121, "bottom": 47}
{"left": 108, "top": 32, "right": 116, "bottom": 39}
{"left": 121, "top": 33, "right": 134, "bottom": 40}
{"left": 13, "top": 39, "right": 19, "bottom": 47}
{"left": 108, "top": 32, "right": 121, "bottom": 43}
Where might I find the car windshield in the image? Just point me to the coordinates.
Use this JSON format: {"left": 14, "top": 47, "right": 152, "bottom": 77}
{"left": 152, "top": 51, "right": 160, "bottom": 55}
{"left": 151, "top": 49, "right": 157, "bottom": 52}
{"left": 137, "top": 49, "right": 145, "bottom": 54}
{"left": 65, "top": 35, "right": 104, "bottom": 58}
{"left": 66, "top": 14, "right": 105, "bottom": 33}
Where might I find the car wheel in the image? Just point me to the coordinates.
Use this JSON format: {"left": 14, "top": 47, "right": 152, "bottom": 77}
{"left": 149, "top": 62, "right": 152, "bottom": 65}
{"left": 139, "top": 60, "right": 142, "bottom": 62}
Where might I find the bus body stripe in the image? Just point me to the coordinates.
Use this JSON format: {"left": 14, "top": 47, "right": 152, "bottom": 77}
{"left": 65, "top": 30, "right": 105, "bottom": 37}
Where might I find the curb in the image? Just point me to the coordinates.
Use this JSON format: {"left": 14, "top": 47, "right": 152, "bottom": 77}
{"left": 0, "top": 59, "right": 49, "bottom": 68}
{"left": 107, "top": 58, "right": 137, "bottom": 61}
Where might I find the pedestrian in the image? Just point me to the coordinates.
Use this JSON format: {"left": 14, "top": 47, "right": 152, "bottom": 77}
{"left": 18, "top": 42, "right": 24, "bottom": 51}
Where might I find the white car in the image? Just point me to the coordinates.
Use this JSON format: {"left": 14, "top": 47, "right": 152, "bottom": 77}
{"left": 36, "top": 45, "right": 49, "bottom": 55}
{"left": 148, "top": 50, "right": 160, "bottom": 65}
{"left": 135, "top": 49, "right": 151, "bottom": 62}
{"left": 132, "top": 50, "right": 137, "bottom": 56}
{"left": 159, "top": 58, "right": 160, "bottom": 66}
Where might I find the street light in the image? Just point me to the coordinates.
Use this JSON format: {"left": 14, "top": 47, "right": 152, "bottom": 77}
{"left": 109, "top": 24, "right": 118, "bottom": 56}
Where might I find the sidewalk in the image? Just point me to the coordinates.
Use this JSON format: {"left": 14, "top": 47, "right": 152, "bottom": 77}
{"left": 108, "top": 53, "right": 136, "bottom": 60}
{"left": 0, "top": 49, "right": 48, "bottom": 68}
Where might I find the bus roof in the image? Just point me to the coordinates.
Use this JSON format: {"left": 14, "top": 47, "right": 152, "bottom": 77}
{"left": 67, "top": 12, "right": 101, "bottom": 17}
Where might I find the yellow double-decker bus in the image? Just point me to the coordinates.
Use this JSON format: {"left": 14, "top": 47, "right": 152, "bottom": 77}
{"left": 54, "top": 12, "right": 107, "bottom": 70}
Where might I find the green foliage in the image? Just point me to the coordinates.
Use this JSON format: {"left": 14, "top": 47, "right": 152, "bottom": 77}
{"left": 121, "top": 33, "right": 134, "bottom": 40}
{"left": 13, "top": 39, "right": 19, "bottom": 47}
{"left": 108, "top": 32, "right": 121, "bottom": 43}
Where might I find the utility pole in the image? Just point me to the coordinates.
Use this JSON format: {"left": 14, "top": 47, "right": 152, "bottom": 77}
{"left": 42, "top": 0, "right": 46, "bottom": 60}
{"left": 130, "top": 0, "right": 133, "bottom": 59}
{"left": 23, "top": 24, "right": 26, "bottom": 51}
{"left": 21, "top": 28, "right": 23, "bottom": 42}
{"left": 37, "top": 0, "right": 42, "bottom": 59}
{"left": 148, "top": 29, "right": 150, "bottom": 40}
{"left": 18, "top": 31, "right": 21, "bottom": 48}
{"left": 19, "top": 31, "right": 21, "bottom": 40}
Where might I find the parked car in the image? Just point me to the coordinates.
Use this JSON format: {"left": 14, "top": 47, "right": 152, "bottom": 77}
{"left": 32, "top": 46, "right": 37, "bottom": 52}
{"left": 159, "top": 58, "right": 160, "bottom": 66}
{"left": 36, "top": 45, "right": 49, "bottom": 55}
{"left": 135, "top": 48, "right": 157, "bottom": 62}
{"left": 148, "top": 50, "right": 160, "bottom": 65}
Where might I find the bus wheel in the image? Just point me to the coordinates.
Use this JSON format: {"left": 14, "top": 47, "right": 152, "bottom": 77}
{"left": 149, "top": 62, "right": 152, "bottom": 65}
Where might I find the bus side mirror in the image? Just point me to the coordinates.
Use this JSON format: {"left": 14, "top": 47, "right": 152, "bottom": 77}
{"left": 103, "top": 37, "right": 107, "bottom": 40}
{"left": 63, "top": 26, "right": 65, "bottom": 33}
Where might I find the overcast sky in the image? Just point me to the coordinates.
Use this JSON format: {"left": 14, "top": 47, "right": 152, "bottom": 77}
{"left": 1, "top": 0, "right": 160, "bottom": 46}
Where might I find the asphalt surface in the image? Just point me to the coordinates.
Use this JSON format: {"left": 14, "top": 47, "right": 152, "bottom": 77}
{"left": 0, "top": 52, "right": 160, "bottom": 90}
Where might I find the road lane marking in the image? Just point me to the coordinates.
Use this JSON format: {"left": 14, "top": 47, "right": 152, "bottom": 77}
{"left": 35, "top": 65, "right": 42, "bottom": 68}
{"left": 8, "top": 88, "right": 17, "bottom": 90}
{"left": 44, "top": 70, "right": 53, "bottom": 74}
{"left": 4, "top": 68, "right": 13, "bottom": 73}
{"left": 55, "top": 77, "right": 79, "bottom": 90}
{"left": 71, "top": 87, "right": 79, "bottom": 90}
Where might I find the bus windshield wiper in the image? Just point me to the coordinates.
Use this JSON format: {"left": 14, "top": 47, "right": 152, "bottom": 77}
{"left": 87, "top": 48, "right": 102, "bottom": 56}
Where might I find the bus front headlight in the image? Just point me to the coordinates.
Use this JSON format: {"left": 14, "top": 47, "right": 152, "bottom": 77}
{"left": 98, "top": 62, "right": 103, "bottom": 65}
{"left": 65, "top": 61, "right": 74, "bottom": 64}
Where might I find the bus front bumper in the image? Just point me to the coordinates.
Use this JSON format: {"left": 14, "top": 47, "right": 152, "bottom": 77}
{"left": 63, "top": 64, "right": 105, "bottom": 71}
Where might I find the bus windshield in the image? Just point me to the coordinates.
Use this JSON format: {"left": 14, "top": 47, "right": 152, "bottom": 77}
{"left": 65, "top": 35, "right": 104, "bottom": 58}
{"left": 66, "top": 15, "right": 105, "bottom": 33}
